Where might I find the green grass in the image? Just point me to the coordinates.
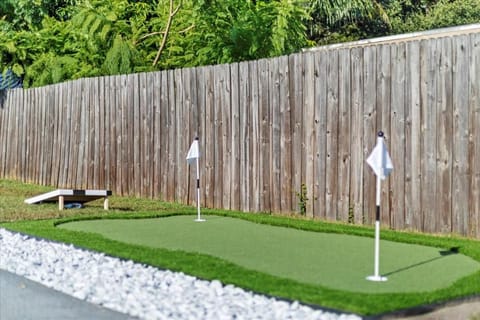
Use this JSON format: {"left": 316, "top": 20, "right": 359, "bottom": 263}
{"left": 1, "top": 179, "right": 480, "bottom": 315}
{"left": 58, "top": 215, "right": 480, "bottom": 294}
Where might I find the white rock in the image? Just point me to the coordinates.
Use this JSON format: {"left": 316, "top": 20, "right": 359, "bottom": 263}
{"left": 0, "top": 228, "right": 361, "bottom": 320}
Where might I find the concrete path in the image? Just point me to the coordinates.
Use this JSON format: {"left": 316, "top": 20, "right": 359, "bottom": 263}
{"left": 0, "top": 270, "right": 134, "bottom": 320}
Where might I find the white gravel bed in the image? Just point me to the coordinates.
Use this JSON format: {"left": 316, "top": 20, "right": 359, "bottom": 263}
{"left": 0, "top": 228, "right": 361, "bottom": 320}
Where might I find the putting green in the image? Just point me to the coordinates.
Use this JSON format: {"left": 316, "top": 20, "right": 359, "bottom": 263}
{"left": 59, "top": 215, "right": 480, "bottom": 294}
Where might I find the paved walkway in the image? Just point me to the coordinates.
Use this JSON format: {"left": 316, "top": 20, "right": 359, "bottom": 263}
{"left": 0, "top": 270, "right": 134, "bottom": 320}
{"left": 2, "top": 268, "right": 479, "bottom": 320}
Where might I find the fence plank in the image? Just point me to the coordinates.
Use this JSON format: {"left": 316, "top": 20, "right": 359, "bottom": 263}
{"left": 239, "top": 61, "right": 250, "bottom": 212}
{"left": 470, "top": 33, "right": 480, "bottom": 238}
{"left": 350, "top": 47, "right": 364, "bottom": 224}
{"left": 220, "top": 64, "right": 232, "bottom": 209}
{"left": 377, "top": 44, "right": 392, "bottom": 226}
{"left": 363, "top": 46, "right": 377, "bottom": 225}
{"left": 175, "top": 69, "right": 187, "bottom": 203}
{"left": 314, "top": 50, "right": 328, "bottom": 219}
{"left": 152, "top": 72, "right": 161, "bottom": 199}
{"left": 203, "top": 67, "right": 215, "bottom": 208}
{"left": 405, "top": 41, "right": 422, "bottom": 231}
{"left": 452, "top": 36, "right": 471, "bottom": 235}
{"left": 435, "top": 38, "right": 453, "bottom": 233}
{"left": 279, "top": 55, "right": 292, "bottom": 213}
{"left": 303, "top": 52, "right": 316, "bottom": 217}
{"left": 420, "top": 39, "right": 439, "bottom": 233}
{"left": 289, "top": 54, "right": 303, "bottom": 214}
{"left": 249, "top": 60, "right": 261, "bottom": 212}
{"left": 231, "top": 63, "right": 241, "bottom": 211}
{"left": 160, "top": 71, "right": 170, "bottom": 201}
{"left": 258, "top": 59, "right": 270, "bottom": 212}
{"left": 166, "top": 70, "right": 177, "bottom": 202}
{"left": 326, "top": 50, "right": 339, "bottom": 221}
{"left": 337, "top": 48, "right": 351, "bottom": 222}
{"left": 390, "top": 43, "right": 406, "bottom": 230}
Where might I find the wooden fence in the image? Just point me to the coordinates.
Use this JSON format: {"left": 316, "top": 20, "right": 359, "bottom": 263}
{"left": 1, "top": 25, "right": 479, "bottom": 237}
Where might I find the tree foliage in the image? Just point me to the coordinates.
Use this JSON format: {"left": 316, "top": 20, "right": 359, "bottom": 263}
{"left": 1, "top": 0, "right": 479, "bottom": 88}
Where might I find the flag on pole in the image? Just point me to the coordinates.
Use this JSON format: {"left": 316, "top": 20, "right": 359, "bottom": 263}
{"left": 366, "top": 131, "right": 392, "bottom": 282}
{"left": 186, "top": 137, "right": 204, "bottom": 222}
{"left": 186, "top": 139, "right": 199, "bottom": 165}
{"left": 366, "top": 134, "right": 393, "bottom": 180}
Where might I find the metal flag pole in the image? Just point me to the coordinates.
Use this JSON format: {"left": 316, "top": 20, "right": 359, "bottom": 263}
{"left": 366, "top": 131, "right": 392, "bottom": 282}
{"left": 186, "top": 137, "right": 205, "bottom": 222}
{"left": 194, "top": 151, "right": 204, "bottom": 222}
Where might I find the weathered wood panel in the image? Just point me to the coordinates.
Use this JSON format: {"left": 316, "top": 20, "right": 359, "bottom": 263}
{"left": 470, "top": 33, "right": 480, "bottom": 238}
{"left": 314, "top": 50, "right": 328, "bottom": 219}
{"left": 350, "top": 47, "right": 364, "bottom": 224}
{"left": 452, "top": 35, "right": 471, "bottom": 235}
{"left": 1, "top": 27, "right": 480, "bottom": 238}
{"left": 390, "top": 43, "right": 406, "bottom": 230}
{"left": 325, "top": 49, "right": 339, "bottom": 221}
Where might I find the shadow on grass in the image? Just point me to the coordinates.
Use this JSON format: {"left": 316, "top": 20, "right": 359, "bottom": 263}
{"left": 384, "top": 247, "right": 460, "bottom": 277}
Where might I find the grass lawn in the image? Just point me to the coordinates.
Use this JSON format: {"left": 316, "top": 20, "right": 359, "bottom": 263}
{"left": 1, "top": 179, "right": 480, "bottom": 316}
{"left": 58, "top": 215, "right": 480, "bottom": 294}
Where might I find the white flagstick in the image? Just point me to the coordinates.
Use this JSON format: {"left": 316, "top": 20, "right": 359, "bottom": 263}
{"left": 367, "top": 175, "right": 387, "bottom": 281}
{"left": 186, "top": 137, "right": 205, "bottom": 222}
{"left": 194, "top": 155, "right": 204, "bottom": 222}
{"left": 366, "top": 131, "right": 392, "bottom": 282}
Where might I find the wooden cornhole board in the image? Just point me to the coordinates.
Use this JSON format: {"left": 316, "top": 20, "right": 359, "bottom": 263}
{"left": 25, "top": 189, "right": 112, "bottom": 211}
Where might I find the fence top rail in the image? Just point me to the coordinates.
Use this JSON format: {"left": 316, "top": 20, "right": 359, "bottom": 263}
{"left": 303, "top": 23, "right": 480, "bottom": 52}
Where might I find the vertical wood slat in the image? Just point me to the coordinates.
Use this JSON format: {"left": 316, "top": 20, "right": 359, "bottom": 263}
{"left": 269, "top": 58, "right": 282, "bottom": 214}
{"left": 377, "top": 44, "right": 392, "bottom": 225}
{"left": 176, "top": 68, "right": 188, "bottom": 203}
{"left": 303, "top": 52, "right": 315, "bottom": 217}
{"left": 239, "top": 61, "right": 250, "bottom": 212}
{"left": 187, "top": 67, "right": 199, "bottom": 205}
{"left": 140, "top": 72, "right": 152, "bottom": 198}
{"left": 420, "top": 39, "right": 438, "bottom": 233}
{"left": 203, "top": 67, "right": 215, "bottom": 208}
{"left": 326, "top": 49, "right": 339, "bottom": 221}
{"left": 159, "top": 70, "right": 169, "bottom": 200}
{"left": 220, "top": 64, "right": 232, "bottom": 209}
{"left": 435, "top": 38, "right": 453, "bottom": 233}
{"left": 230, "top": 63, "right": 241, "bottom": 211}
{"left": 132, "top": 73, "right": 141, "bottom": 197}
{"left": 249, "top": 60, "right": 260, "bottom": 212}
{"left": 337, "top": 48, "right": 351, "bottom": 222}
{"left": 258, "top": 59, "right": 270, "bottom": 212}
{"left": 279, "top": 55, "right": 292, "bottom": 213}
{"left": 314, "top": 50, "right": 328, "bottom": 219}
{"left": 166, "top": 70, "right": 176, "bottom": 202}
{"left": 405, "top": 41, "right": 422, "bottom": 231}
{"left": 390, "top": 43, "right": 406, "bottom": 230}
{"left": 289, "top": 53, "right": 303, "bottom": 214}
{"left": 0, "top": 30, "right": 479, "bottom": 238}
{"left": 363, "top": 46, "right": 377, "bottom": 225}
{"left": 452, "top": 35, "right": 471, "bottom": 235}
{"left": 350, "top": 47, "right": 364, "bottom": 224}
{"left": 470, "top": 33, "right": 480, "bottom": 238}
{"left": 213, "top": 65, "right": 225, "bottom": 208}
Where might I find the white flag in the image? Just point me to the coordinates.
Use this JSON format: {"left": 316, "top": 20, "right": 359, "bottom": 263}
{"left": 367, "top": 136, "right": 393, "bottom": 180}
{"left": 186, "top": 139, "right": 199, "bottom": 165}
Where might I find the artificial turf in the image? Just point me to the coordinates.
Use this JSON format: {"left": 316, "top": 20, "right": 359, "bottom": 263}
{"left": 58, "top": 215, "right": 480, "bottom": 294}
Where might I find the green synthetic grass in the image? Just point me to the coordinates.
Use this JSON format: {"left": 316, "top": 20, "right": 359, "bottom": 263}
{"left": 58, "top": 215, "right": 480, "bottom": 294}
{"left": 2, "top": 179, "right": 480, "bottom": 315}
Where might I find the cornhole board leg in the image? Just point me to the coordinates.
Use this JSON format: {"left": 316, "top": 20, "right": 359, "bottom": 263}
{"left": 104, "top": 197, "right": 109, "bottom": 210}
{"left": 59, "top": 196, "right": 64, "bottom": 211}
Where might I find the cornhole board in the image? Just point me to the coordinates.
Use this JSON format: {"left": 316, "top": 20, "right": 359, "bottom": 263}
{"left": 25, "top": 189, "right": 112, "bottom": 211}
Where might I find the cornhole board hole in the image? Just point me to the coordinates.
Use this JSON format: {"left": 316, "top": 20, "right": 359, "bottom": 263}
{"left": 25, "top": 189, "right": 112, "bottom": 211}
